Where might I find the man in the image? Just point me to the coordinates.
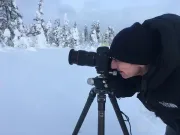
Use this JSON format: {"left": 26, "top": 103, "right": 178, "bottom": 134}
{"left": 107, "top": 13, "right": 180, "bottom": 135}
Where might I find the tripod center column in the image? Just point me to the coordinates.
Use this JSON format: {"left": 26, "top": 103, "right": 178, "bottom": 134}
{"left": 97, "top": 93, "right": 106, "bottom": 135}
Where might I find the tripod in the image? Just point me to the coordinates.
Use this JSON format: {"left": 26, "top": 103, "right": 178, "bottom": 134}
{"left": 72, "top": 76, "right": 131, "bottom": 135}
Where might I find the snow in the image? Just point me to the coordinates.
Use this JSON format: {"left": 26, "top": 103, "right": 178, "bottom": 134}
{"left": 3, "top": 29, "right": 11, "bottom": 38}
{"left": 0, "top": 46, "right": 166, "bottom": 135}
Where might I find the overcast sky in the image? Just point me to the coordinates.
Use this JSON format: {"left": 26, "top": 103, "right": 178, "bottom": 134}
{"left": 16, "top": 0, "right": 180, "bottom": 31}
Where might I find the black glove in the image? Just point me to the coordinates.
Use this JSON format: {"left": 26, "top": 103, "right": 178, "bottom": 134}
{"left": 106, "top": 73, "right": 142, "bottom": 98}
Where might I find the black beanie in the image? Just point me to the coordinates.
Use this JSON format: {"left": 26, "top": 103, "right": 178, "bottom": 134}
{"left": 109, "top": 22, "right": 159, "bottom": 65}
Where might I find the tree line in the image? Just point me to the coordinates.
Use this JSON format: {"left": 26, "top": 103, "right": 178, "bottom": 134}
{"left": 0, "top": 0, "right": 116, "bottom": 49}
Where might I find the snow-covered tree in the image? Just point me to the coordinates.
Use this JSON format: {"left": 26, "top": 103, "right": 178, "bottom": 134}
{"left": 101, "top": 26, "right": 115, "bottom": 46}
{"left": 0, "top": 0, "right": 115, "bottom": 49}
{"left": 49, "top": 20, "right": 62, "bottom": 46}
{"left": 108, "top": 26, "right": 115, "bottom": 45}
{"left": 54, "top": 19, "right": 60, "bottom": 27}
{"left": 23, "top": 24, "right": 30, "bottom": 36}
{"left": 0, "top": 0, "right": 7, "bottom": 31}
{"left": 12, "top": 0, "right": 25, "bottom": 34}
{"left": 102, "top": 30, "right": 110, "bottom": 46}
{"left": 63, "top": 13, "right": 69, "bottom": 26}
{"left": 69, "top": 22, "right": 80, "bottom": 48}
{"left": 90, "top": 21, "right": 98, "bottom": 46}
{"left": 11, "top": 0, "right": 29, "bottom": 48}
{"left": 90, "top": 30, "right": 98, "bottom": 46}
{"left": 0, "top": 0, "right": 5, "bottom": 45}
{"left": 3, "top": 28, "right": 11, "bottom": 47}
{"left": 84, "top": 25, "right": 88, "bottom": 42}
{"left": 79, "top": 30, "right": 85, "bottom": 45}
{"left": 0, "top": 31, "right": 4, "bottom": 46}
{"left": 44, "top": 20, "right": 53, "bottom": 44}
{"left": 0, "top": 0, "right": 24, "bottom": 47}
{"left": 90, "top": 21, "right": 101, "bottom": 43}
{"left": 32, "top": 0, "right": 44, "bottom": 35}
{"left": 60, "top": 13, "right": 71, "bottom": 48}
{"left": 0, "top": 0, "right": 8, "bottom": 44}
{"left": 95, "top": 21, "right": 101, "bottom": 43}
{"left": 41, "top": 19, "right": 48, "bottom": 40}
{"left": 29, "top": 0, "right": 48, "bottom": 48}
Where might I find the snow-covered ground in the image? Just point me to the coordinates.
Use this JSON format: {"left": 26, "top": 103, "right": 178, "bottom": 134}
{"left": 0, "top": 47, "right": 166, "bottom": 135}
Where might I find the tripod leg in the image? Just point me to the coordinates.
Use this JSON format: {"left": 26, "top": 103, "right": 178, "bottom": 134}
{"left": 72, "top": 88, "right": 96, "bottom": 135}
{"left": 97, "top": 93, "right": 106, "bottom": 135}
{"left": 108, "top": 93, "right": 129, "bottom": 135}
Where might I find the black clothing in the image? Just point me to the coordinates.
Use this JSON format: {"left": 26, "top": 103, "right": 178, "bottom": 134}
{"left": 109, "top": 13, "right": 180, "bottom": 134}
{"left": 165, "top": 126, "right": 177, "bottom": 135}
{"left": 107, "top": 73, "right": 142, "bottom": 97}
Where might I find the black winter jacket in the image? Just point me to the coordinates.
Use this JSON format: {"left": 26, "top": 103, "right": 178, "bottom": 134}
{"left": 114, "top": 13, "right": 180, "bottom": 134}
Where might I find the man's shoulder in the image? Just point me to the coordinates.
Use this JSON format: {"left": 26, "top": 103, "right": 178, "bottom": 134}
{"left": 141, "top": 13, "right": 180, "bottom": 32}
{"left": 143, "top": 13, "right": 180, "bottom": 23}
{"left": 142, "top": 13, "right": 180, "bottom": 68}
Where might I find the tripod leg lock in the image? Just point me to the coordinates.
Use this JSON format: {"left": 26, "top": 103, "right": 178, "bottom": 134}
{"left": 97, "top": 94, "right": 106, "bottom": 111}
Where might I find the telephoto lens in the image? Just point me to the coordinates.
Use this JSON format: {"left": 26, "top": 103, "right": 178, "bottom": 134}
{"left": 68, "top": 49, "right": 97, "bottom": 67}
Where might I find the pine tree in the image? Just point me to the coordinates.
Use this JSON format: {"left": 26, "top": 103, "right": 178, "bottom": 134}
{"left": 108, "top": 26, "right": 115, "bottom": 45}
{"left": 0, "top": 0, "right": 23, "bottom": 47}
{"left": 61, "top": 13, "right": 71, "bottom": 48}
{"left": 48, "top": 19, "right": 62, "bottom": 47}
{"left": 0, "top": 0, "right": 8, "bottom": 32}
{"left": 64, "top": 13, "right": 69, "bottom": 26}
{"left": 101, "top": 26, "right": 115, "bottom": 46}
{"left": 41, "top": 19, "right": 48, "bottom": 41}
{"left": 0, "top": 31, "right": 4, "bottom": 46}
{"left": 0, "top": 0, "right": 5, "bottom": 45}
{"left": 32, "top": 0, "right": 44, "bottom": 35}
{"left": 79, "top": 31, "right": 84, "bottom": 46}
{"left": 54, "top": 19, "right": 60, "bottom": 27}
{"left": 0, "top": 0, "right": 9, "bottom": 45}
{"left": 1, "top": 29, "right": 11, "bottom": 47}
{"left": 90, "top": 21, "right": 98, "bottom": 46}
{"left": 30, "top": 0, "right": 48, "bottom": 48}
{"left": 45, "top": 20, "right": 53, "bottom": 44}
{"left": 95, "top": 20, "right": 101, "bottom": 43}
{"left": 69, "top": 22, "right": 79, "bottom": 48}
{"left": 102, "top": 30, "right": 109, "bottom": 46}
{"left": 11, "top": 0, "right": 29, "bottom": 48}
{"left": 12, "top": 0, "right": 24, "bottom": 34}
{"left": 84, "top": 25, "right": 88, "bottom": 42}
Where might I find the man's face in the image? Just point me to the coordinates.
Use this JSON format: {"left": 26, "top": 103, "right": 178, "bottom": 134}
{"left": 111, "top": 59, "right": 142, "bottom": 79}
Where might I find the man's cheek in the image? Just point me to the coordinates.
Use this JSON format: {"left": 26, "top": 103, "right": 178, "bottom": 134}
{"left": 111, "top": 62, "right": 116, "bottom": 69}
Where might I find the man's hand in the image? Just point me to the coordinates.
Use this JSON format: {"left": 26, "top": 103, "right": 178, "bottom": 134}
{"left": 106, "top": 73, "right": 141, "bottom": 98}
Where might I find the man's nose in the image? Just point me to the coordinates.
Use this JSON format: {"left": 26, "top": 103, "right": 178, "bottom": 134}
{"left": 111, "top": 60, "right": 117, "bottom": 69}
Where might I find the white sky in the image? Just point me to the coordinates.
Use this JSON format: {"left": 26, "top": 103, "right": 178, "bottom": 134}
{"left": 16, "top": 0, "right": 180, "bottom": 30}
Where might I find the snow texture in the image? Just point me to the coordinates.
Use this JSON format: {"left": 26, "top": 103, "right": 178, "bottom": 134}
{"left": 0, "top": 45, "right": 166, "bottom": 135}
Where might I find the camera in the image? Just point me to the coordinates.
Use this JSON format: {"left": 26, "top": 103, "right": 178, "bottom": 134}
{"left": 68, "top": 46, "right": 117, "bottom": 77}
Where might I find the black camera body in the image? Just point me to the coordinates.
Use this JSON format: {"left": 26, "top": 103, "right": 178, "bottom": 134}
{"left": 68, "top": 46, "right": 116, "bottom": 78}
